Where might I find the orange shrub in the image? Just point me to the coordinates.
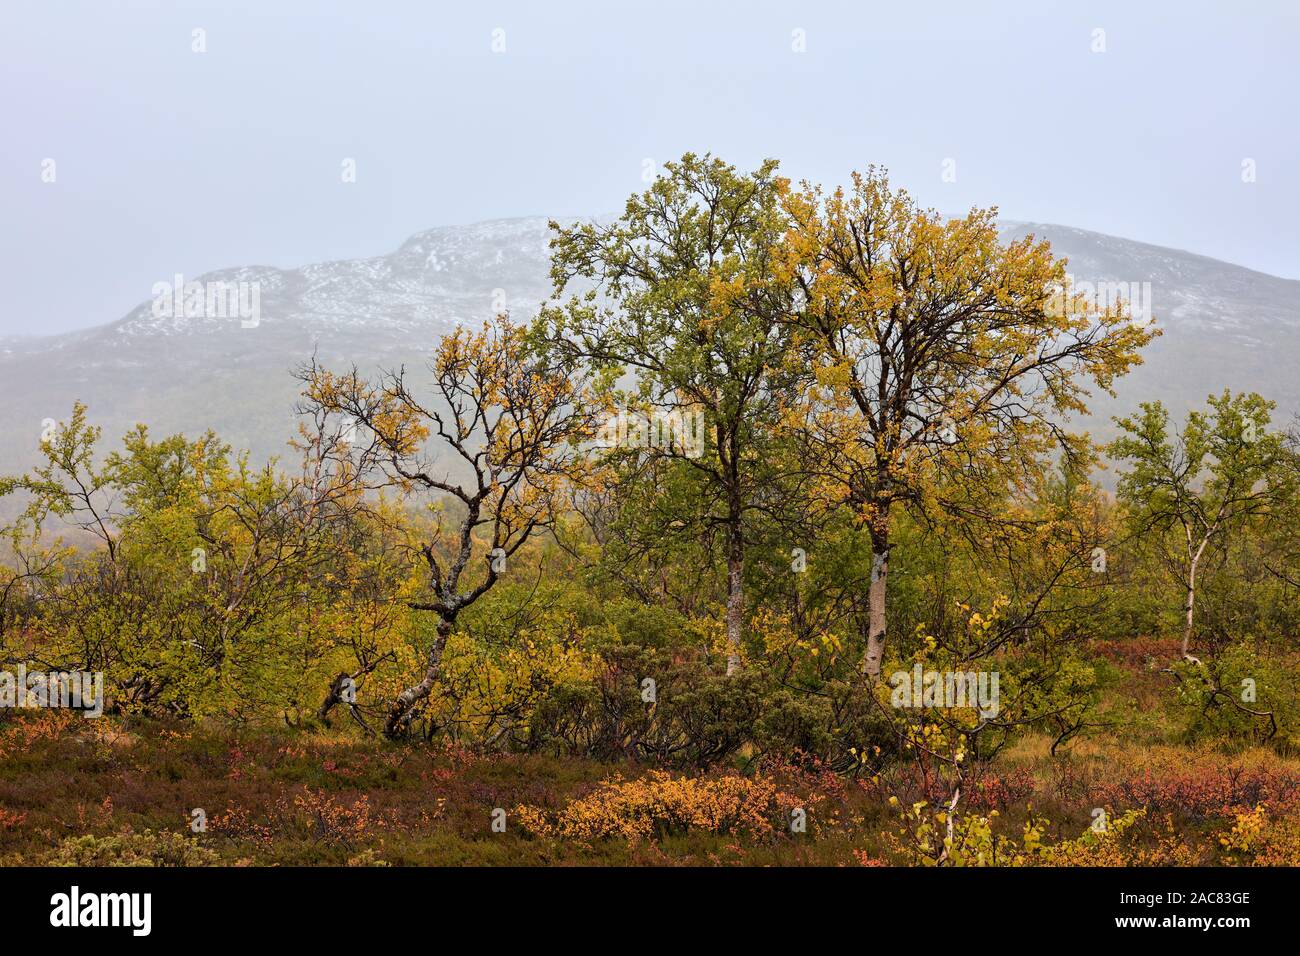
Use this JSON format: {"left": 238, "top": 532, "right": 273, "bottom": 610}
{"left": 0, "top": 711, "right": 78, "bottom": 758}
{"left": 211, "top": 786, "right": 394, "bottom": 848}
{"left": 514, "top": 771, "right": 796, "bottom": 844}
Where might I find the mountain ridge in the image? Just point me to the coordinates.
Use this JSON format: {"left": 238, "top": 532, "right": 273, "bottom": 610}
{"left": 2, "top": 215, "right": 1296, "bottom": 486}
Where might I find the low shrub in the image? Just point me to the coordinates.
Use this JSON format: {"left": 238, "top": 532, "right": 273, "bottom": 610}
{"left": 35, "top": 828, "right": 219, "bottom": 867}
{"left": 514, "top": 770, "right": 797, "bottom": 844}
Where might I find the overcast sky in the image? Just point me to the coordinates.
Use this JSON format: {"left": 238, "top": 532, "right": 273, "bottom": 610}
{"left": 3, "top": 0, "right": 1297, "bottom": 336}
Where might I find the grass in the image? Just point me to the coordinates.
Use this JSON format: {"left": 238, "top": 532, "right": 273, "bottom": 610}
{"left": 2, "top": 643, "right": 1298, "bottom": 866}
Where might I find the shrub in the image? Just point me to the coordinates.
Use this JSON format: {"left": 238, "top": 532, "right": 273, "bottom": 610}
{"left": 38, "top": 829, "right": 219, "bottom": 867}
{"left": 1215, "top": 805, "right": 1300, "bottom": 866}
{"left": 525, "top": 645, "right": 765, "bottom": 766}
{"left": 888, "top": 799, "right": 1204, "bottom": 867}
{"left": 211, "top": 786, "right": 389, "bottom": 848}
{"left": 1093, "top": 762, "right": 1300, "bottom": 819}
{"left": 514, "top": 770, "right": 796, "bottom": 844}
{"left": 1173, "top": 644, "right": 1299, "bottom": 752}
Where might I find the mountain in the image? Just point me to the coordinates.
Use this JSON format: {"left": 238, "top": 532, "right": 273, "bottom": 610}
{"left": 993, "top": 221, "right": 1300, "bottom": 444}
{"left": 0, "top": 218, "right": 559, "bottom": 481}
{"left": 2, "top": 216, "right": 1297, "bottom": 485}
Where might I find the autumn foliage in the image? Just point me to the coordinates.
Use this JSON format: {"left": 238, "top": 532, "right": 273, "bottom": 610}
{"left": 3, "top": 154, "right": 1300, "bottom": 866}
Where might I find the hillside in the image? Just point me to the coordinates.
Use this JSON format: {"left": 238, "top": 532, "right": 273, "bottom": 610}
{"left": 2, "top": 216, "right": 1296, "bottom": 480}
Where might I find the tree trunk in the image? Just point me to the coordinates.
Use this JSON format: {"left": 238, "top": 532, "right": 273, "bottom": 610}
{"left": 725, "top": 525, "right": 744, "bottom": 676}
{"left": 862, "top": 532, "right": 889, "bottom": 679}
{"left": 316, "top": 672, "right": 351, "bottom": 723}
{"left": 384, "top": 614, "right": 454, "bottom": 739}
{"left": 1181, "top": 554, "right": 1200, "bottom": 660}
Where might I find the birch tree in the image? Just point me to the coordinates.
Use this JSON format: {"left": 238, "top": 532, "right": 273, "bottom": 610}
{"left": 544, "top": 154, "right": 798, "bottom": 675}
{"left": 1110, "top": 391, "right": 1294, "bottom": 662}
{"left": 781, "top": 169, "right": 1154, "bottom": 678}
{"left": 299, "top": 315, "right": 595, "bottom": 737}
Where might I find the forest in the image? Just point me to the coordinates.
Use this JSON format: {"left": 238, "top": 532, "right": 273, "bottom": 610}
{"left": 2, "top": 155, "right": 1298, "bottom": 867}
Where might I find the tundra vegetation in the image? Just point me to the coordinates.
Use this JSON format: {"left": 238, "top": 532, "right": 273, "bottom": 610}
{"left": 3, "top": 156, "right": 1299, "bottom": 867}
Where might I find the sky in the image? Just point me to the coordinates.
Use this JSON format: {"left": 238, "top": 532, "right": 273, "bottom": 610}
{"left": 2, "top": 0, "right": 1297, "bottom": 336}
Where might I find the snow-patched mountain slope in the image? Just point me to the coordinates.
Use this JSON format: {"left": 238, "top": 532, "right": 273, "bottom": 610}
{"left": 1, "top": 216, "right": 1297, "bottom": 481}
{"left": 105, "top": 217, "right": 558, "bottom": 342}
{"left": 999, "top": 221, "right": 1299, "bottom": 340}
